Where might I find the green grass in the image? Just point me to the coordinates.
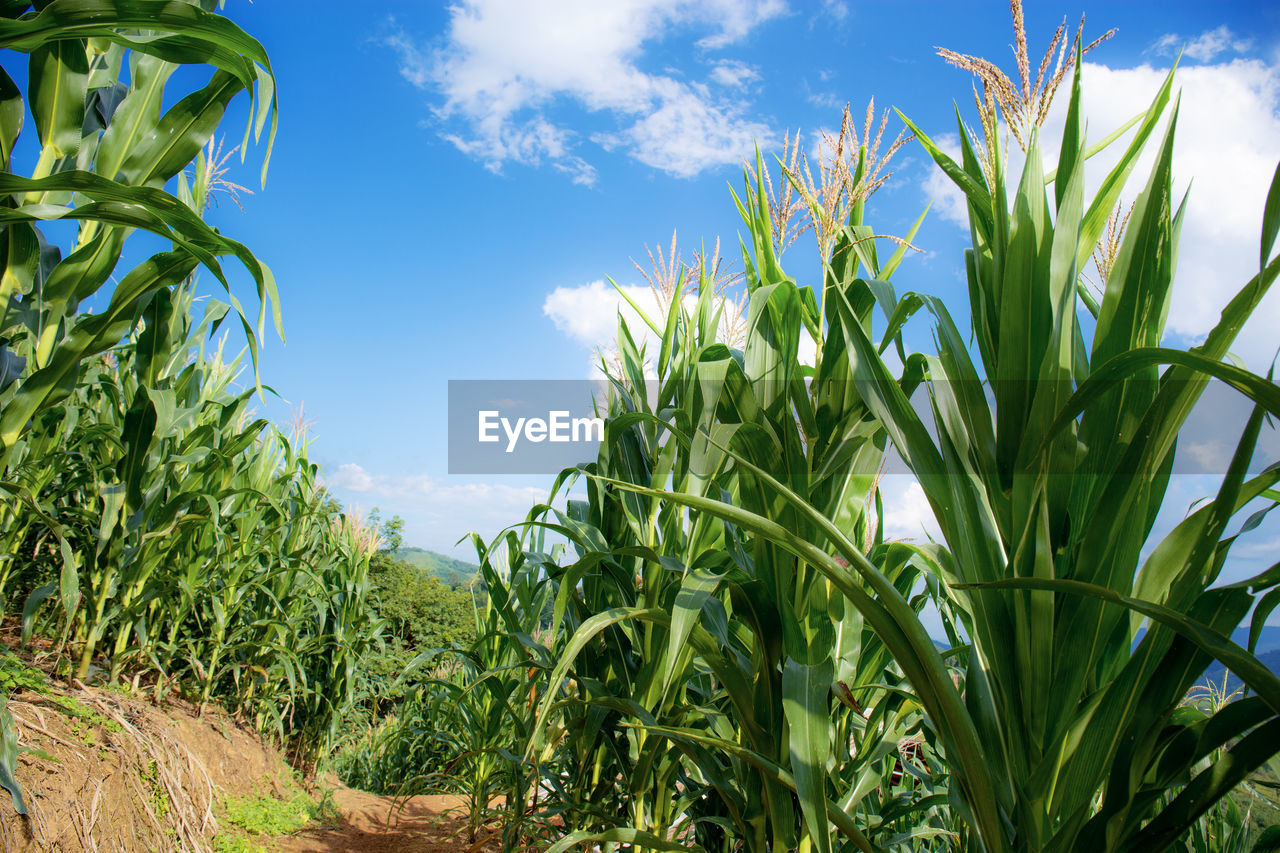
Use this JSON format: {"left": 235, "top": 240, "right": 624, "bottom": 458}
{"left": 0, "top": 652, "right": 45, "bottom": 696}
{"left": 212, "top": 782, "right": 338, "bottom": 852}
{"left": 211, "top": 836, "right": 272, "bottom": 853}
{"left": 1233, "top": 767, "right": 1280, "bottom": 838}
{"left": 221, "top": 792, "right": 313, "bottom": 835}
{"left": 0, "top": 652, "right": 121, "bottom": 740}
{"left": 141, "top": 759, "right": 171, "bottom": 824}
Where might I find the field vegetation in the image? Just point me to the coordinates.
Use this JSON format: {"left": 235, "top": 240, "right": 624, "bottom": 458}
{"left": 0, "top": 0, "right": 383, "bottom": 824}
{"left": 348, "top": 6, "right": 1280, "bottom": 852}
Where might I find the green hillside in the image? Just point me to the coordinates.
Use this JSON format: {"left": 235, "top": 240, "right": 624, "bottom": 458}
{"left": 394, "top": 548, "right": 479, "bottom": 589}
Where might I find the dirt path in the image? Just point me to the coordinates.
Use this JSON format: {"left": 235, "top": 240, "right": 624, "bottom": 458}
{"left": 276, "top": 787, "right": 500, "bottom": 853}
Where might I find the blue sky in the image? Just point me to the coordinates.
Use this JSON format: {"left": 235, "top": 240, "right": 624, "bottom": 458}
{"left": 111, "top": 1, "right": 1280, "bottom": 563}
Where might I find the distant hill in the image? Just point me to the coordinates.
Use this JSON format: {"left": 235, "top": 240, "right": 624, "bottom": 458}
{"left": 394, "top": 547, "right": 479, "bottom": 589}
{"left": 1230, "top": 626, "right": 1280, "bottom": 656}
{"left": 1201, "top": 647, "right": 1280, "bottom": 696}
{"left": 1200, "top": 649, "right": 1280, "bottom": 695}
{"left": 1191, "top": 628, "right": 1280, "bottom": 695}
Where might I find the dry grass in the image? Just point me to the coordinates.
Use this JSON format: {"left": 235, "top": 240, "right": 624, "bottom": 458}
{"left": 0, "top": 641, "right": 294, "bottom": 852}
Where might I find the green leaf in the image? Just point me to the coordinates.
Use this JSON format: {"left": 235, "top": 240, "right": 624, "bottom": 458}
{"left": 0, "top": 250, "right": 197, "bottom": 452}
{"left": 597, "top": 467, "right": 1008, "bottom": 850}
{"left": 1262, "top": 160, "right": 1280, "bottom": 273}
{"left": 1077, "top": 64, "right": 1177, "bottom": 274}
{"left": 546, "top": 828, "right": 705, "bottom": 853}
{"left": 659, "top": 567, "right": 722, "bottom": 697}
{"left": 626, "top": 722, "right": 876, "bottom": 853}
{"left": 1045, "top": 346, "right": 1280, "bottom": 447}
{"left": 95, "top": 51, "right": 175, "bottom": 181}
{"left": 28, "top": 36, "right": 87, "bottom": 158}
{"left": 0, "top": 64, "right": 22, "bottom": 170}
{"left": 21, "top": 582, "right": 57, "bottom": 646}
{"left": 0, "top": 698, "right": 26, "bottom": 815}
{"left": 783, "top": 655, "right": 835, "bottom": 853}
{"left": 953, "top": 576, "right": 1280, "bottom": 715}
{"left": 120, "top": 69, "right": 244, "bottom": 187}
{"left": 897, "top": 109, "right": 993, "bottom": 235}
{"left": 0, "top": 0, "right": 279, "bottom": 185}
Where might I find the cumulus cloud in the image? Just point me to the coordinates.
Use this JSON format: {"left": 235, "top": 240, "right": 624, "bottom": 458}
{"left": 1151, "top": 26, "right": 1254, "bottom": 63}
{"left": 918, "top": 56, "right": 1280, "bottom": 370}
{"left": 543, "top": 279, "right": 654, "bottom": 352}
{"left": 543, "top": 278, "right": 689, "bottom": 376}
{"left": 322, "top": 462, "right": 552, "bottom": 556}
{"left": 386, "top": 0, "right": 784, "bottom": 183}
{"left": 328, "top": 462, "right": 374, "bottom": 492}
{"left": 592, "top": 81, "right": 771, "bottom": 177}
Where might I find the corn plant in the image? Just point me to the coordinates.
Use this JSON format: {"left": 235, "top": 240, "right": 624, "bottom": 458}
{"left": 596, "top": 11, "right": 1280, "bottom": 852}
{"left": 440, "top": 533, "right": 557, "bottom": 845}
{"left": 0, "top": 0, "right": 278, "bottom": 813}
{"left": 0, "top": 273, "right": 381, "bottom": 760}
{"left": 0, "top": 0, "right": 279, "bottom": 468}
{"left": 469, "top": 114, "right": 988, "bottom": 851}
{"left": 343, "top": 531, "right": 554, "bottom": 845}
{"left": 1172, "top": 682, "right": 1280, "bottom": 852}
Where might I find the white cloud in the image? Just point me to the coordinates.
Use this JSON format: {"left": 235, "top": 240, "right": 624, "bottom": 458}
{"left": 709, "top": 59, "right": 760, "bottom": 89}
{"left": 1231, "top": 534, "right": 1280, "bottom": 563}
{"left": 880, "top": 477, "right": 940, "bottom": 542}
{"left": 543, "top": 278, "right": 694, "bottom": 376}
{"left": 329, "top": 462, "right": 374, "bottom": 492}
{"left": 390, "top": 0, "right": 785, "bottom": 183}
{"left": 693, "top": 0, "right": 786, "bottom": 48}
{"left": 1151, "top": 26, "right": 1254, "bottom": 63}
{"left": 322, "top": 462, "right": 552, "bottom": 557}
{"left": 383, "top": 28, "right": 432, "bottom": 88}
{"left": 543, "top": 279, "right": 656, "bottom": 351}
{"left": 593, "top": 81, "right": 772, "bottom": 177}
{"left": 806, "top": 89, "right": 843, "bottom": 111}
{"left": 803, "top": 124, "right": 838, "bottom": 163}
{"left": 1183, "top": 439, "right": 1234, "bottom": 473}
{"left": 797, "top": 325, "right": 818, "bottom": 368}
{"left": 918, "top": 57, "right": 1280, "bottom": 370}
{"left": 920, "top": 132, "right": 969, "bottom": 227}
{"left": 1070, "top": 60, "right": 1280, "bottom": 368}
{"left": 544, "top": 278, "right": 678, "bottom": 377}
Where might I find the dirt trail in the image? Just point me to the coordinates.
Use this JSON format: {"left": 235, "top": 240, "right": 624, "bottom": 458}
{"left": 277, "top": 787, "right": 500, "bottom": 853}
{"left": 0, "top": 635, "right": 501, "bottom": 853}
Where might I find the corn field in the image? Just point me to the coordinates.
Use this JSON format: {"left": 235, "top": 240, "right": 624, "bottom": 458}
{"left": 0, "top": 0, "right": 380, "bottom": 816}
{"left": 374, "top": 10, "right": 1280, "bottom": 853}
